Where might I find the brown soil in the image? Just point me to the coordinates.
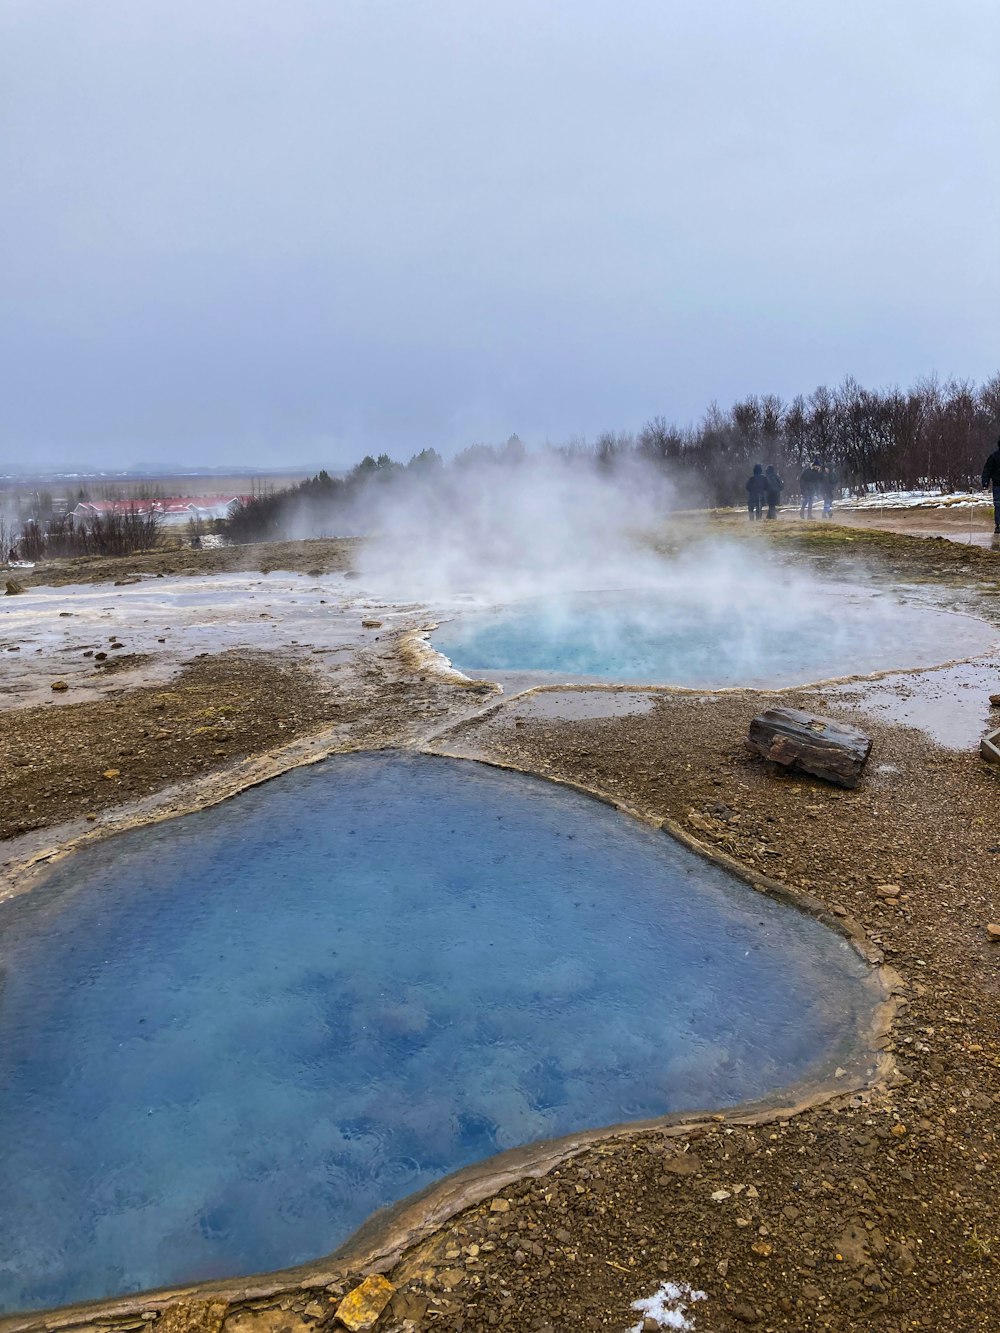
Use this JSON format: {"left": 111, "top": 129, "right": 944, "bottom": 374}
{"left": 8, "top": 536, "right": 360, "bottom": 589}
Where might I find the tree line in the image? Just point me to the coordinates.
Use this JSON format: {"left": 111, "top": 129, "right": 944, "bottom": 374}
{"left": 225, "top": 373, "right": 1000, "bottom": 542}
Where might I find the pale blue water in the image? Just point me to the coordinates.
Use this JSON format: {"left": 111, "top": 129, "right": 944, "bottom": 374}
{"left": 433, "top": 587, "right": 990, "bottom": 685}
{"left": 0, "top": 754, "right": 870, "bottom": 1312}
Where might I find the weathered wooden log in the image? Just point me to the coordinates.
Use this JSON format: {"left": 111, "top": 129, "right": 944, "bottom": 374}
{"left": 748, "top": 707, "right": 872, "bottom": 788}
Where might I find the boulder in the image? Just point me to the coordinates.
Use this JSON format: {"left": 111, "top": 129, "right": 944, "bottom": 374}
{"left": 748, "top": 708, "right": 872, "bottom": 788}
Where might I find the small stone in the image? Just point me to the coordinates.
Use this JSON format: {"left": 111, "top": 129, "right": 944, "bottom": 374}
{"left": 334, "top": 1274, "right": 394, "bottom": 1332}
{"left": 732, "top": 1303, "right": 760, "bottom": 1325}
{"left": 95, "top": 651, "right": 107, "bottom": 660}
{"left": 750, "top": 1241, "right": 773, "bottom": 1257}
{"left": 157, "top": 1302, "right": 228, "bottom": 1333}
{"left": 710, "top": 1189, "right": 732, "bottom": 1202}
{"left": 717, "top": 1258, "right": 729, "bottom": 1277}
{"left": 489, "top": 1197, "right": 511, "bottom": 1212}
{"left": 85, "top": 813, "right": 98, "bottom": 822}
{"left": 302, "top": 1302, "right": 326, "bottom": 1319}
{"left": 986, "top": 924, "right": 1000, "bottom": 940}
{"left": 875, "top": 884, "right": 901, "bottom": 898}
{"left": 51, "top": 680, "right": 69, "bottom": 691}
{"left": 361, "top": 619, "right": 382, "bottom": 629}
{"left": 989, "top": 694, "right": 1000, "bottom": 706}
{"left": 890, "top": 1123, "right": 907, "bottom": 1137}
{"left": 4, "top": 580, "right": 23, "bottom": 595}
{"left": 832, "top": 904, "right": 848, "bottom": 916}
{"left": 659, "top": 1153, "right": 702, "bottom": 1176}
{"left": 102, "top": 769, "right": 120, "bottom": 779}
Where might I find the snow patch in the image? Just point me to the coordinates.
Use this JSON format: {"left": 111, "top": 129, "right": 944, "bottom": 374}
{"left": 627, "top": 1281, "right": 707, "bottom": 1331}
{"left": 836, "top": 488, "right": 988, "bottom": 511}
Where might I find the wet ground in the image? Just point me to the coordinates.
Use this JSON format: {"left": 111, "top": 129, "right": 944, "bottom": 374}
{"left": 1, "top": 522, "right": 999, "bottom": 1333}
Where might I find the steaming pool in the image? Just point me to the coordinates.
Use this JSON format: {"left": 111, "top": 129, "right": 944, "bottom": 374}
{"left": 432, "top": 585, "right": 995, "bottom": 687}
{"left": 0, "top": 753, "right": 874, "bottom": 1313}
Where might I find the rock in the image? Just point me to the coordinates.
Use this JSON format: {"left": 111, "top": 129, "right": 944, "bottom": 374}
{"left": 102, "top": 769, "right": 120, "bottom": 779}
{"left": 732, "top": 1303, "right": 760, "bottom": 1325}
{"left": 361, "top": 619, "right": 383, "bottom": 629}
{"left": 51, "top": 680, "right": 69, "bottom": 691}
{"left": 659, "top": 1152, "right": 702, "bottom": 1176}
{"left": 989, "top": 694, "right": 1000, "bottom": 706}
{"left": 157, "top": 1302, "right": 228, "bottom": 1333}
{"left": 224, "top": 1310, "right": 310, "bottom": 1333}
{"left": 875, "top": 884, "right": 901, "bottom": 898}
{"left": 710, "top": 1189, "right": 732, "bottom": 1202}
{"left": 95, "top": 651, "right": 108, "bottom": 660}
{"left": 750, "top": 1240, "right": 773, "bottom": 1257}
{"left": 302, "top": 1302, "right": 326, "bottom": 1319}
{"left": 4, "top": 580, "right": 23, "bottom": 595}
{"left": 748, "top": 707, "right": 872, "bottom": 788}
{"left": 986, "top": 924, "right": 1000, "bottom": 940}
{"left": 334, "top": 1274, "right": 395, "bottom": 1332}
{"left": 890, "top": 1123, "right": 907, "bottom": 1137}
{"left": 489, "top": 1197, "right": 511, "bottom": 1212}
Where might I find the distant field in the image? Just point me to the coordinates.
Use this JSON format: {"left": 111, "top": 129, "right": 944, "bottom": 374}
{"left": 0, "top": 473, "right": 312, "bottom": 502}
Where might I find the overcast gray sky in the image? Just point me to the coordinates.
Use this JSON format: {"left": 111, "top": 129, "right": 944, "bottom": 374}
{"left": 2, "top": 0, "right": 998, "bottom": 469}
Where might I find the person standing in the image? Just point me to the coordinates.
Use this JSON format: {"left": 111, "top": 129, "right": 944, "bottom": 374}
{"left": 799, "top": 460, "right": 821, "bottom": 518}
{"left": 821, "top": 464, "right": 838, "bottom": 518}
{"left": 764, "top": 465, "right": 784, "bottom": 519}
{"left": 746, "top": 464, "right": 767, "bottom": 520}
{"left": 982, "top": 437, "right": 1000, "bottom": 534}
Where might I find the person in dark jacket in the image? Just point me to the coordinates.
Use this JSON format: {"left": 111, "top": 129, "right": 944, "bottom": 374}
{"left": 799, "top": 460, "right": 821, "bottom": 518}
{"left": 820, "top": 465, "right": 838, "bottom": 518}
{"left": 764, "top": 465, "right": 783, "bottom": 519}
{"left": 746, "top": 464, "right": 768, "bottom": 520}
{"left": 982, "top": 438, "right": 1000, "bottom": 533}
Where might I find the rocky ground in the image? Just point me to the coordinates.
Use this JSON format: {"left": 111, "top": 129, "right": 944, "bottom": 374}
{"left": 5, "top": 536, "right": 359, "bottom": 589}
{"left": 1, "top": 526, "right": 998, "bottom": 1333}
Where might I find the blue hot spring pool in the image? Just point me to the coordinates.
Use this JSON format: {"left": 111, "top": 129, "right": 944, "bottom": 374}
{"left": 0, "top": 754, "right": 872, "bottom": 1312}
{"left": 432, "top": 586, "right": 994, "bottom": 686}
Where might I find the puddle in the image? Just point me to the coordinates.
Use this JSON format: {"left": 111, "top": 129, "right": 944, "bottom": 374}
{"left": 826, "top": 657, "right": 1000, "bottom": 749}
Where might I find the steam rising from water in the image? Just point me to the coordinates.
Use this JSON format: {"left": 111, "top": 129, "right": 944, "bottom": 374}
{"left": 355, "top": 451, "right": 685, "bottom": 603}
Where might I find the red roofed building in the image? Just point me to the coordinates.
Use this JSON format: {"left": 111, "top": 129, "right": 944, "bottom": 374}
{"left": 69, "top": 496, "right": 251, "bottom": 527}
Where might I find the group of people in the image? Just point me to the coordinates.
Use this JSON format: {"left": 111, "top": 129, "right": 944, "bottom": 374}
{"left": 745, "top": 459, "right": 837, "bottom": 521}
